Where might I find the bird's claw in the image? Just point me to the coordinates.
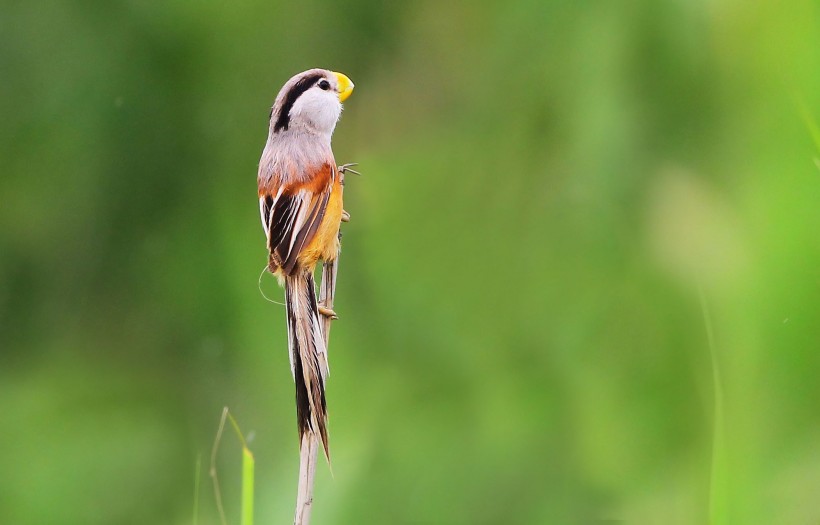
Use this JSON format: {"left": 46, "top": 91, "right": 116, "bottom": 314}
{"left": 318, "top": 305, "right": 339, "bottom": 320}
{"left": 341, "top": 210, "right": 350, "bottom": 222}
{"left": 338, "top": 163, "right": 362, "bottom": 176}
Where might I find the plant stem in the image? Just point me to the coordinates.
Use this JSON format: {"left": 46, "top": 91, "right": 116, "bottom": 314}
{"left": 294, "top": 180, "right": 342, "bottom": 525}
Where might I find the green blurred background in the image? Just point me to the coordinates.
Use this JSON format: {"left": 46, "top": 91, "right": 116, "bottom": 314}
{"left": 2, "top": 0, "right": 819, "bottom": 523}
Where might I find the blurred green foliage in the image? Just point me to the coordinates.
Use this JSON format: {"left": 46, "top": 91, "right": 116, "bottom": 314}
{"left": 1, "top": 1, "right": 819, "bottom": 523}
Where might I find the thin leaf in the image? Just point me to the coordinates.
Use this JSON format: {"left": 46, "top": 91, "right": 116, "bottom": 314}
{"left": 241, "top": 447, "right": 255, "bottom": 525}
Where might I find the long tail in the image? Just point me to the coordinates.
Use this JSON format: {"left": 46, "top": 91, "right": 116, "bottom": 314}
{"left": 285, "top": 268, "right": 330, "bottom": 459}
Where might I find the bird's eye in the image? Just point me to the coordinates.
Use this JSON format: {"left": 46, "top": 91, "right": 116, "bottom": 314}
{"left": 318, "top": 79, "right": 331, "bottom": 91}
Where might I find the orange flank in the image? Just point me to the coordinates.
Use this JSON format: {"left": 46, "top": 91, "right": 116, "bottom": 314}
{"left": 259, "top": 162, "right": 343, "bottom": 276}
{"left": 299, "top": 169, "right": 343, "bottom": 268}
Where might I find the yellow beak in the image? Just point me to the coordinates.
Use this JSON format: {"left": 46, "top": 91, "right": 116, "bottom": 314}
{"left": 333, "top": 72, "right": 354, "bottom": 102}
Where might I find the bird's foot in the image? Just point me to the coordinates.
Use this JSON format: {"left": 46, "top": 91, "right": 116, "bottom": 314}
{"left": 338, "top": 163, "right": 361, "bottom": 186}
{"left": 338, "top": 163, "right": 361, "bottom": 176}
{"left": 341, "top": 209, "right": 350, "bottom": 222}
{"left": 318, "top": 305, "right": 339, "bottom": 320}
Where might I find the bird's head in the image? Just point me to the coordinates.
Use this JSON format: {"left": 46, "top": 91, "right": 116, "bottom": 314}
{"left": 270, "top": 68, "right": 354, "bottom": 136}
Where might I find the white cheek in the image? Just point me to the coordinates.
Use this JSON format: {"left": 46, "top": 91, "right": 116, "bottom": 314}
{"left": 290, "top": 90, "right": 342, "bottom": 133}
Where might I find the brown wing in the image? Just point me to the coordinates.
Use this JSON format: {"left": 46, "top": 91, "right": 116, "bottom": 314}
{"left": 260, "top": 164, "right": 335, "bottom": 275}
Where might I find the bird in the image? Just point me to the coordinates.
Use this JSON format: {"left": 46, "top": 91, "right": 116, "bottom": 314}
{"left": 257, "top": 69, "right": 354, "bottom": 460}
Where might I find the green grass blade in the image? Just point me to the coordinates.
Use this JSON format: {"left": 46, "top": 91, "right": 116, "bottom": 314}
{"left": 699, "top": 287, "right": 727, "bottom": 525}
{"left": 225, "top": 410, "right": 254, "bottom": 525}
{"left": 241, "top": 446, "right": 255, "bottom": 525}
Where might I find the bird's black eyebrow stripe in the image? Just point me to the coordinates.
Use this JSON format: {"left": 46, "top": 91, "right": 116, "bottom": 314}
{"left": 273, "top": 73, "right": 324, "bottom": 132}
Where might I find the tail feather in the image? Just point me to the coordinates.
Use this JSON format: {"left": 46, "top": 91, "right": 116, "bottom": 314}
{"left": 285, "top": 269, "right": 330, "bottom": 459}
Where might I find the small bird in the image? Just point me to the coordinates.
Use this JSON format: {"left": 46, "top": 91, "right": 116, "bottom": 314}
{"left": 257, "top": 69, "right": 354, "bottom": 459}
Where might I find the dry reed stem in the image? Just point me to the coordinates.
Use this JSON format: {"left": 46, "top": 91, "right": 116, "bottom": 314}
{"left": 294, "top": 171, "right": 344, "bottom": 525}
